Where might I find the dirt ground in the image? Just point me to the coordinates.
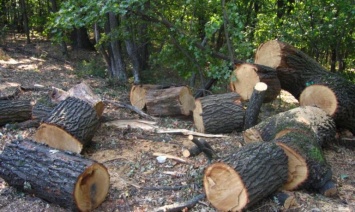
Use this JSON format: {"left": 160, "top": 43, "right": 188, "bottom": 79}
{"left": 0, "top": 37, "right": 354, "bottom": 212}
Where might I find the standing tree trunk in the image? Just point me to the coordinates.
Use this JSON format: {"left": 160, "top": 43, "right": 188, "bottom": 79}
{"left": 19, "top": 0, "right": 30, "bottom": 44}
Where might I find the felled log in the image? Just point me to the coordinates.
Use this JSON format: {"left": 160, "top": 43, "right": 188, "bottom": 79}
{"left": 0, "top": 139, "right": 110, "bottom": 211}
{"left": 182, "top": 135, "right": 215, "bottom": 160}
{"left": 244, "top": 82, "right": 267, "bottom": 130}
{"left": 243, "top": 106, "right": 336, "bottom": 147}
{"left": 50, "top": 81, "right": 104, "bottom": 117}
{"left": 272, "top": 191, "right": 297, "bottom": 209}
{"left": 254, "top": 40, "right": 331, "bottom": 99}
{"left": 145, "top": 86, "right": 195, "bottom": 116}
{"left": 0, "top": 82, "right": 21, "bottom": 100}
{"left": 229, "top": 63, "right": 281, "bottom": 103}
{"left": 0, "top": 100, "right": 32, "bottom": 126}
{"left": 34, "top": 97, "right": 100, "bottom": 153}
{"left": 193, "top": 92, "right": 244, "bottom": 134}
{"left": 130, "top": 84, "right": 162, "bottom": 110}
{"left": 204, "top": 142, "right": 288, "bottom": 211}
{"left": 299, "top": 75, "right": 355, "bottom": 134}
{"left": 273, "top": 130, "right": 335, "bottom": 195}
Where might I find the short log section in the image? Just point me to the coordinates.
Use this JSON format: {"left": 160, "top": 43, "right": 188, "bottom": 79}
{"left": 130, "top": 84, "right": 162, "bottom": 110}
{"left": 299, "top": 75, "right": 355, "bottom": 134}
{"left": 244, "top": 82, "right": 268, "bottom": 130}
{"left": 0, "top": 139, "right": 110, "bottom": 211}
{"left": 50, "top": 82, "right": 104, "bottom": 117}
{"left": 254, "top": 40, "right": 330, "bottom": 99}
{"left": 193, "top": 92, "right": 244, "bottom": 134}
{"left": 145, "top": 86, "right": 195, "bottom": 116}
{"left": 229, "top": 63, "right": 280, "bottom": 103}
{"left": 0, "top": 100, "right": 32, "bottom": 126}
{"left": 34, "top": 97, "right": 100, "bottom": 153}
{"left": 204, "top": 142, "right": 288, "bottom": 211}
{"left": 243, "top": 106, "right": 336, "bottom": 147}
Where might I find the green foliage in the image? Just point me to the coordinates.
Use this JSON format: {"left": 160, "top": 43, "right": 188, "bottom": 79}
{"left": 75, "top": 59, "right": 107, "bottom": 78}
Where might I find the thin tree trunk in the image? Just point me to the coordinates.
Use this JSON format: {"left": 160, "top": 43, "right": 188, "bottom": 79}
{"left": 19, "top": 0, "right": 30, "bottom": 44}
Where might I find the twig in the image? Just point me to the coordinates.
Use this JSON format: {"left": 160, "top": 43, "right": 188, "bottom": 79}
{"left": 153, "top": 193, "right": 206, "bottom": 212}
{"left": 156, "top": 128, "right": 228, "bottom": 138}
{"left": 153, "top": 152, "right": 190, "bottom": 164}
{"left": 103, "top": 100, "right": 157, "bottom": 121}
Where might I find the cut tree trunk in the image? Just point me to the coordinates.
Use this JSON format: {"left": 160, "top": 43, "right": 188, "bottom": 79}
{"left": 0, "top": 139, "right": 110, "bottom": 211}
{"left": 229, "top": 63, "right": 281, "bottom": 102}
{"left": 0, "top": 100, "right": 32, "bottom": 126}
{"left": 243, "top": 106, "right": 336, "bottom": 147}
{"left": 34, "top": 97, "right": 100, "bottom": 153}
{"left": 299, "top": 75, "right": 355, "bottom": 134}
{"left": 0, "top": 82, "right": 21, "bottom": 100}
{"left": 145, "top": 86, "right": 195, "bottom": 116}
{"left": 130, "top": 84, "right": 162, "bottom": 110}
{"left": 193, "top": 92, "right": 244, "bottom": 134}
{"left": 50, "top": 81, "right": 104, "bottom": 117}
{"left": 273, "top": 131, "right": 334, "bottom": 195}
{"left": 254, "top": 40, "right": 332, "bottom": 99}
{"left": 32, "top": 103, "right": 53, "bottom": 122}
{"left": 244, "top": 82, "right": 267, "bottom": 130}
{"left": 204, "top": 142, "right": 288, "bottom": 211}
{"left": 182, "top": 135, "right": 215, "bottom": 160}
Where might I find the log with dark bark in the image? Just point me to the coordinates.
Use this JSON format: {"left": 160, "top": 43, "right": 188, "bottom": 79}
{"left": 130, "top": 84, "right": 163, "bottom": 110}
{"left": 0, "top": 100, "right": 32, "bottom": 126}
{"left": 0, "top": 139, "right": 110, "bottom": 211}
{"left": 299, "top": 75, "right": 355, "bottom": 134}
{"left": 254, "top": 40, "right": 331, "bottom": 99}
{"left": 244, "top": 82, "right": 267, "bottom": 130}
{"left": 273, "top": 131, "right": 334, "bottom": 194}
{"left": 145, "top": 86, "right": 195, "bottom": 116}
{"left": 193, "top": 92, "right": 244, "bottom": 134}
{"left": 243, "top": 106, "right": 336, "bottom": 147}
{"left": 272, "top": 191, "right": 297, "bottom": 209}
{"left": 204, "top": 142, "right": 288, "bottom": 211}
{"left": 34, "top": 97, "right": 100, "bottom": 153}
{"left": 229, "top": 63, "right": 281, "bottom": 103}
{"left": 50, "top": 81, "right": 104, "bottom": 117}
{"left": 182, "top": 135, "right": 215, "bottom": 160}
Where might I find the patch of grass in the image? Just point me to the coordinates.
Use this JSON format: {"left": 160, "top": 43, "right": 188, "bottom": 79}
{"left": 75, "top": 59, "right": 107, "bottom": 78}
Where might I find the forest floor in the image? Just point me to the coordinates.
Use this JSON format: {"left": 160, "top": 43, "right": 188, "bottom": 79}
{"left": 0, "top": 36, "right": 354, "bottom": 212}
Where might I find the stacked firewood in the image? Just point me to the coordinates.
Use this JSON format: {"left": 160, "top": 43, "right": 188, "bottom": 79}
{"left": 0, "top": 82, "right": 110, "bottom": 211}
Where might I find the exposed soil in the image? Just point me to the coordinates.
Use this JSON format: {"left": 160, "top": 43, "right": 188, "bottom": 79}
{"left": 0, "top": 36, "right": 354, "bottom": 212}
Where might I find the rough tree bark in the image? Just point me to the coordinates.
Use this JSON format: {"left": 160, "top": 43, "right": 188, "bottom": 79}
{"left": 0, "top": 139, "right": 110, "bottom": 211}
{"left": 193, "top": 92, "right": 244, "bottom": 134}
{"left": 230, "top": 63, "right": 280, "bottom": 102}
{"left": 244, "top": 82, "right": 267, "bottom": 130}
{"left": 0, "top": 100, "right": 32, "bottom": 126}
{"left": 34, "top": 97, "right": 100, "bottom": 153}
{"left": 204, "top": 142, "right": 288, "bottom": 211}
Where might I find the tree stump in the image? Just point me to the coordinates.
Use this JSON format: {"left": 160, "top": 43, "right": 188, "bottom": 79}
{"left": 244, "top": 82, "right": 267, "bottom": 130}
{"left": 34, "top": 97, "right": 100, "bottom": 153}
{"left": 145, "top": 86, "right": 195, "bottom": 116}
{"left": 204, "top": 142, "right": 288, "bottom": 211}
{"left": 130, "top": 84, "right": 162, "bottom": 110}
{"left": 229, "top": 63, "right": 281, "bottom": 102}
{"left": 254, "top": 40, "right": 333, "bottom": 99}
{"left": 0, "top": 139, "right": 110, "bottom": 211}
{"left": 0, "top": 100, "right": 32, "bottom": 126}
{"left": 193, "top": 92, "right": 244, "bottom": 134}
{"left": 243, "top": 106, "right": 336, "bottom": 147}
{"left": 50, "top": 82, "right": 104, "bottom": 117}
{"left": 274, "top": 131, "right": 334, "bottom": 194}
{"left": 299, "top": 75, "right": 355, "bottom": 134}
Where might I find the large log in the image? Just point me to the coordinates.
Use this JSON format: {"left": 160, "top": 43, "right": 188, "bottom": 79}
{"left": 243, "top": 106, "right": 336, "bottom": 147}
{"left": 34, "top": 97, "right": 100, "bottom": 153}
{"left": 193, "top": 92, "right": 244, "bottom": 134}
{"left": 130, "top": 84, "right": 162, "bottom": 110}
{"left": 229, "top": 63, "right": 281, "bottom": 102}
{"left": 299, "top": 75, "right": 355, "bottom": 134}
{"left": 0, "top": 139, "right": 110, "bottom": 211}
{"left": 145, "top": 86, "right": 195, "bottom": 116}
{"left": 50, "top": 82, "right": 104, "bottom": 117}
{"left": 244, "top": 82, "right": 267, "bottom": 130}
{"left": 273, "top": 131, "right": 335, "bottom": 195}
{"left": 254, "top": 40, "right": 330, "bottom": 99}
{"left": 0, "top": 100, "right": 32, "bottom": 126}
{"left": 204, "top": 142, "right": 288, "bottom": 211}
